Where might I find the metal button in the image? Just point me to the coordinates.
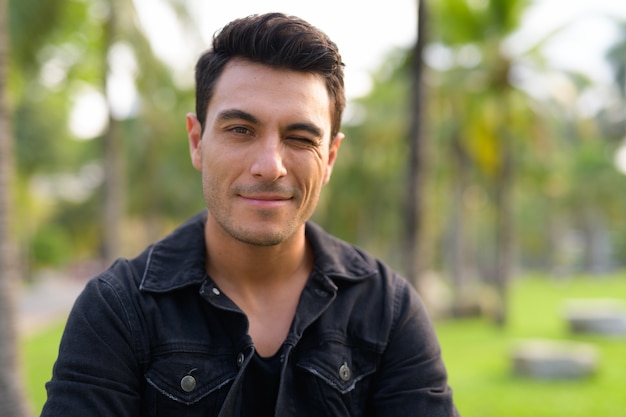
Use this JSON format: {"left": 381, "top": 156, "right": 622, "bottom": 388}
{"left": 212, "top": 287, "right": 220, "bottom": 296}
{"left": 339, "top": 362, "right": 351, "bottom": 381}
{"left": 236, "top": 352, "right": 245, "bottom": 368}
{"left": 180, "top": 375, "right": 196, "bottom": 392}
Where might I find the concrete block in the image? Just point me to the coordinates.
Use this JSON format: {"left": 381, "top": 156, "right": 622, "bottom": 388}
{"left": 564, "top": 299, "right": 626, "bottom": 336}
{"left": 512, "top": 339, "right": 599, "bottom": 380}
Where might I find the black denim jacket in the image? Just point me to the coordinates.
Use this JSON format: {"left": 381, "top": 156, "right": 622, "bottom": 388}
{"left": 42, "top": 211, "right": 458, "bottom": 417}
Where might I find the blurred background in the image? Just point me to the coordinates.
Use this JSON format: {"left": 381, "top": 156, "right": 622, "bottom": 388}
{"left": 2, "top": 0, "right": 626, "bottom": 416}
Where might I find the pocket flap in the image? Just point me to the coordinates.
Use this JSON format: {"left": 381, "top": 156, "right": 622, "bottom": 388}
{"left": 297, "top": 341, "right": 378, "bottom": 394}
{"left": 145, "top": 352, "right": 237, "bottom": 405}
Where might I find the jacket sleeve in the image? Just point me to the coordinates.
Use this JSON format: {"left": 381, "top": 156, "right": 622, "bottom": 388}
{"left": 371, "top": 277, "right": 459, "bottom": 416}
{"left": 40, "top": 268, "right": 145, "bottom": 417}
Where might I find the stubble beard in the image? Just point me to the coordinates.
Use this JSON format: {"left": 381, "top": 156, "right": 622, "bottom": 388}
{"left": 204, "top": 181, "right": 319, "bottom": 247}
{"left": 215, "top": 208, "right": 300, "bottom": 247}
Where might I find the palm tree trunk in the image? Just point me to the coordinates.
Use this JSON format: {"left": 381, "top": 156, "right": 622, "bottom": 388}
{"left": 404, "top": 0, "right": 428, "bottom": 287}
{"left": 492, "top": 110, "right": 514, "bottom": 327}
{"left": 101, "top": 0, "right": 125, "bottom": 265}
{"left": 0, "top": 0, "right": 32, "bottom": 415}
{"left": 449, "top": 130, "right": 470, "bottom": 315}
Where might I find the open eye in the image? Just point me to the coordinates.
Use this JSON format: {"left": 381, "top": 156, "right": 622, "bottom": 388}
{"left": 230, "top": 126, "right": 253, "bottom": 135}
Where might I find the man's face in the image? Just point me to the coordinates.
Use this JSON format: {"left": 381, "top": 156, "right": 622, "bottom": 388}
{"left": 186, "top": 58, "right": 343, "bottom": 246}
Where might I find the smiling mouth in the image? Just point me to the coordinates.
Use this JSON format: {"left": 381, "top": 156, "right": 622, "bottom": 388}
{"left": 241, "top": 193, "right": 291, "bottom": 201}
{"left": 235, "top": 183, "right": 295, "bottom": 202}
{"left": 238, "top": 193, "right": 293, "bottom": 209}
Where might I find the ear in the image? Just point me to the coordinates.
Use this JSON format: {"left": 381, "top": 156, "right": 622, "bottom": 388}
{"left": 323, "top": 132, "right": 344, "bottom": 184}
{"left": 186, "top": 113, "right": 203, "bottom": 171}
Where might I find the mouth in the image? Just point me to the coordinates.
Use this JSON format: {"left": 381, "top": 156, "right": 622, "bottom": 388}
{"left": 238, "top": 193, "right": 293, "bottom": 208}
{"left": 234, "top": 183, "right": 297, "bottom": 208}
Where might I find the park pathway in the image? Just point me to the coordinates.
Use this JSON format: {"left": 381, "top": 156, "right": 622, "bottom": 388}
{"left": 18, "top": 270, "right": 90, "bottom": 337}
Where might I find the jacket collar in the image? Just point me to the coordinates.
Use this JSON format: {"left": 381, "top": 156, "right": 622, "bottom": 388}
{"left": 139, "top": 210, "right": 378, "bottom": 293}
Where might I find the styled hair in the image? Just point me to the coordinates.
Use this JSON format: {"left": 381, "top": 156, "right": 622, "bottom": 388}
{"left": 194, "top": 13, "right": 345, "bottom": 140}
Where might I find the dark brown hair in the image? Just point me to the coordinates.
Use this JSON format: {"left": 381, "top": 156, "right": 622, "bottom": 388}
{"left": 194, "top": 13, "right": 345, "bottom": 139}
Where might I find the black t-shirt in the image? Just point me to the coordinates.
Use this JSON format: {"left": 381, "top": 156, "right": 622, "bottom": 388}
{"left": 241, "top": 348, "right": 282, "bottom": 417}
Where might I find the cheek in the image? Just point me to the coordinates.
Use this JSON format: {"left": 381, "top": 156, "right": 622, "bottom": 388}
{"left": 316, "top": 155, "right": 332, "bottom": 185}
{"left": 301, "top": 163, "right": 329, "bottom": 197}
{"left": 202, "top": 145, "right": 230, "bottom": 172}
{"left": 202, "top": 148, "right": 247, "bottom": 188}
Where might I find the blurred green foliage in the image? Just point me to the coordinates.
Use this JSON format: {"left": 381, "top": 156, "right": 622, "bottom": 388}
{"left": 6, "top": 0, "right": 626, "bottom": 279}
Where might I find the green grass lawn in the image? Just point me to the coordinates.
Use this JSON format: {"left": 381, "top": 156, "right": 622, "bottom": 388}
{"left": 23, "top": 274, "right": 626, "bottom": 416}
{"left": 22, "top": 321, "right": 65, "bottom": 415}
{"left": 437, "top": 274, "right": 626, "bottom": 417}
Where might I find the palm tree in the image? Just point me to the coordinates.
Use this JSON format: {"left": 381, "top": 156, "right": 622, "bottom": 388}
{"left": 404, "top": 0, "right": 428, "bottom": 287}
{"left": 101, "top": 0, "right": 124, "bottom": 265}
{"left": 0, "top": 0, "right": 31, "bottom": 414}
{"left": 428, "top": 0, "right": 531, "bottom": 325}
{"left": 99, "top": 0, "right": 203, "bottom": 263}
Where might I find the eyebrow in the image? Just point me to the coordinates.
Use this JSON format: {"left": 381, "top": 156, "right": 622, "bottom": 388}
{"left": 216, "top": 109, "right": 324, "bottom": 139}
{"left": 286, "top": 122, "right": 323, "bottom": 139}
{"left": 216, "top": 109, "right": 259, "bottom": 124}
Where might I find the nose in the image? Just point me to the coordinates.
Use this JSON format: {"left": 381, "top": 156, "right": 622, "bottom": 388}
{"left": 250, "top": 136, "right": 287, "bottom": 181}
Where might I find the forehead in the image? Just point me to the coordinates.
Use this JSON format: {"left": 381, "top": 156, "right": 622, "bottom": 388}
{"left": 208, "top": 59, "right": 332, "bottom": 129}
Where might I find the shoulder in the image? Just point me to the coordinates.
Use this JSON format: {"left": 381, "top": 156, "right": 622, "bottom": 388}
{"left": 306, "top": 222, "right": 427, "bottom": 338}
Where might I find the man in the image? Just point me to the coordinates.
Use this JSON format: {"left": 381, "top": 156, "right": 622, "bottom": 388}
{"left": 41, "top": 12, "right": 458, "bottom": 417}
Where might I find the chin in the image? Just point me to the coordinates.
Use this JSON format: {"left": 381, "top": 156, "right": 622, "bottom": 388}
{"left": 229, "top": 222, "right": 301, "bottom": 247}
{"left": 232, "top": 231, "right": 288, "bottom": 247}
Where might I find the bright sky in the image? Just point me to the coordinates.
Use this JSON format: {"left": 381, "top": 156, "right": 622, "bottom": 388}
{"left": 132, "top": 0, "right": 418, "bottom": 99}
{"left": 512, "top": 0, "right": 626, "bottom": 84}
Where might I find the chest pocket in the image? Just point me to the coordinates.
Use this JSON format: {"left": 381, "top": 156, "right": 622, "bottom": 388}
{"left": 295, "top": 339, "right": 380, "bottom": 416}
{"left": 144, "top": 351, "right": 238, "bottom": 416}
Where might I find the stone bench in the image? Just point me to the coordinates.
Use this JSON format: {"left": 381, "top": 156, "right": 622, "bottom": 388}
{"left": 511, "top": 339, "right": 599, "bottom": 380}
{"left": 563, "top": 299, "right": 626, "bottom": 337}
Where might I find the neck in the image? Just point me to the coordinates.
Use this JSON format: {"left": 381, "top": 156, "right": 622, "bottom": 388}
{"left": 204, "top": 215, "right": 312, "bottom": 295}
